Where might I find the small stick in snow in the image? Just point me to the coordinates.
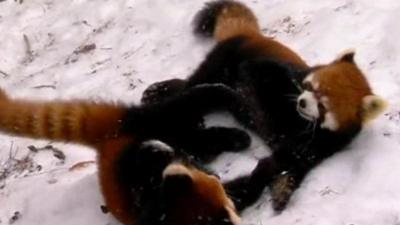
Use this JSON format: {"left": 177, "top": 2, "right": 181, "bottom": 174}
{"left": 0, "top": 70, "right": 9, "bottom": 78}
{"left": 74, "top": 43, "right": 96, "bottom": 54}
{"left": 22, "top": 34, "right": 34, "bottom": 63}
{"left": 32, "top": 84, "right": 56, "bottom": 90}
{"left": 69, "top": 161, "right": 96, "bottom": 171}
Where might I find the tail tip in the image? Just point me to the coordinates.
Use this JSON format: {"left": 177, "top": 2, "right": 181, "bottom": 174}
{"left": 192, "top": 0, "right": 233, "bottom": 38}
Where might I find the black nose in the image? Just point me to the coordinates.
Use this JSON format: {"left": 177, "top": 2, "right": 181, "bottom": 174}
{"left": 299, "top": 99, "right": 307, "bottom": 108}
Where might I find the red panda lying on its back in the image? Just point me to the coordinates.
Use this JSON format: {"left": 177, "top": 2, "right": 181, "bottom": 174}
{"left": 0, "top": 85, "right": 244, "bottom": 225}
{"left": 142, "top": 0, "right": 388, "bottom": 212}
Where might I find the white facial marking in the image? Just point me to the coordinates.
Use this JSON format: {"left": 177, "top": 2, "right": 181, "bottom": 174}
{"left": 227, "top": 199, "right": 235, "bottom": 209}
{"left": 162, "top": 164, "right": 192, "bottom": 178}
{"left": 142, "top": 140, "right": 174, "bottom": 153}
{"left": 304, "top": 73, "right": 319, "bottom": 90}
{"left": 297, "top": 91, "right": 319, "bottom": 121}
{"left": 320, "top": 96, "right": 330, "bottom": 110}
{"left": 225, "top": 207, "right": 241, "bottom": 225}
{"left": 321, "top": 112, "right": 339, "bottom": 131}
{"left": 335, "top": 48, "right": 356, "bottom": 61}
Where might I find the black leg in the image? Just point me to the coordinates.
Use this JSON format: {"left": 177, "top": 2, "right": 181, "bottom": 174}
{"left": 224, "top": 151, "right": 312, "bottom": 212}
{"left": 141, "top": 79, "right": 258, "bottom": 133}
{"left": 123, "top": 84, "right": 254, "bottom": 160}
{"left": 196, "top": 127, "right": 251, "bottom": 153}
{"left": 223, "top": 156, "right": 279, "bottom": 211}
{"left": 141, "top": 79, "right": 187, "bottom": 105}
{"left": 133, "top": 140, "right": 176, "bottom": 179}
{"left": 269, "top": 172, "right": 298, "bottom": 212}
{"left": 269, "top": 165, "right": 309, "bottom": 212}
{"left": 134, "top": 84, "right": 254, "bottom": 129}
{"left": 181, "top": 127, "right": 251, "bottom": 161}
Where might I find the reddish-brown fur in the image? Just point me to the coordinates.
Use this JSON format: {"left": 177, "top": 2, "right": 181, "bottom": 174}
{"left": 310, "top": 61, "right": 373, "bottom": 132}
{"left": 209, "top": 0, "right": 382, "bottom": 131}
{"left": 242, "top": 34, "right": 308, "bottom": 69}
{"left": 164, "top": 0, "right": 386, "bottom": 213}
{"left": 97, "top": 136, "right": 137, "bottom": 225}
{"left": 0, "top": 90, "right": 238, "bottom": 225}
{"left": 214, "top": 2, "right": 259, "bottom": 42}
{"left": 0, "top": 90, "right": 127, "bottom": 147}
{"left": 0, "top": 91, "right": 136, "bottom": 223}
{"left": 213, "top": 1, "right": 308, "bottom": 69}
{"left": 168, "top": 167, "right": 235, "bottom": 224}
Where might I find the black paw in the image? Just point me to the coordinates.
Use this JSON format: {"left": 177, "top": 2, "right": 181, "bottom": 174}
{"left": 232, "top": 103, "right": 258, "bottom": 130}
{"left": 179, "top": 127, "right": 251, "bottom": 162}
{"left": 224, "top": 156, "right": 280, "bottom": 211}
{"left": 224, "top": 174, "right": 272, "bottom": 212}
{"left": 270, "top": 172, "right": 296, "bottom": 212}
{"left": 137, "top": 140, "right": 176, "bottom": 165}
{"left": 198, "top": 127, "right": 251, "bottom": 152}
{"left": 223, "top": 176, "right": 254, "bottom": 211}
{"left": 141, "top": 79, "right": 186, "bottom": 105}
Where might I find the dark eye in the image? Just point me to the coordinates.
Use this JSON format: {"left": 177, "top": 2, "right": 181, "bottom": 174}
{"left": 318, "top": 102, "right": 326, "bottom": 115}
{"left": 303, "top": 82, "right": 313, "bottom": 91}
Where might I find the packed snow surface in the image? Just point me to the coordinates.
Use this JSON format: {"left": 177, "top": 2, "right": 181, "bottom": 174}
{"left": 1, "top": 0, "right": 400, "bottom": 224}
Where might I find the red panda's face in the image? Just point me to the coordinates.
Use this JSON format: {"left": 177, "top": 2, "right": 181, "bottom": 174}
{"left": 161, "top": 164, "right": 241, "bottom": 225}
{"left": 296, "top": 51, "right": 387, "bottom": 132}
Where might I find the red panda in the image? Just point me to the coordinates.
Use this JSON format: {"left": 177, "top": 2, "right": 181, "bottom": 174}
{"left": 142, "top": 0, "right": 387, "bottom": 212}
{"left": 0, "top": 85, "right": 243, "bottom": 225}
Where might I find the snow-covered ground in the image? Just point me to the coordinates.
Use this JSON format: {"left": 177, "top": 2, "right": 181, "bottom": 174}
{"left": 1, "top": 0, "right": 400, "bottom": 224}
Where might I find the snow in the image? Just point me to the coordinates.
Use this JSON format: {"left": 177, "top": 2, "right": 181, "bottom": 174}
{"left": 1, "top": 0, "right": 400, "bottom": 224}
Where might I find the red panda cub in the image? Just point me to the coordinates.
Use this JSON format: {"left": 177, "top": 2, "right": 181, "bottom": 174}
{"left": 0, "top": 85, "right": 243, "bottom": 225}
{"left": 142, "top": 0, "right": 387, "bottom": 212}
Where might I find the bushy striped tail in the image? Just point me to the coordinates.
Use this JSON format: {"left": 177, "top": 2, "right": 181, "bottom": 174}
{"left": 193, "top": 0, "right": 260, "bottom": 42}
{"left": 0, "top": 89, "right": 127, "bottom": 148}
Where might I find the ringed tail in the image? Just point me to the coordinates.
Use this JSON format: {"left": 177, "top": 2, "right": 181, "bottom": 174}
{"left": 193, "top": 0, "right": 260, "bottom": 42}
{"left": 0, "top": 89, "right": 127, "bottom": 147}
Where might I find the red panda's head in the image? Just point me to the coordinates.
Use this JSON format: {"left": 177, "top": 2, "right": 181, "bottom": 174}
{"left": 161, "top": 163, "right": 241, "bottom": 225}
{"left": 297, "top": 50, "right": 387, "bottom": 132}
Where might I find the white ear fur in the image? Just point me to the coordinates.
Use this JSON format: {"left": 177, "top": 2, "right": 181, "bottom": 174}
{"left": 335, "top": 48, "right": 356, "bottom": 63}
{"left": 162, "top": 164, "right": 193, "bottom": 179}
{"left": 361, "top": 95, "right": 388, "bottom": 123}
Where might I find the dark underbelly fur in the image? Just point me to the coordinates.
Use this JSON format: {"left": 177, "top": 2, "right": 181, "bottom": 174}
{"left": 141, "top": 36, "right": 361, "bottom": 212}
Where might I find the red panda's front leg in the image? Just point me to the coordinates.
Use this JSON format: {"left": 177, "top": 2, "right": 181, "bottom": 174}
{"left": 129, "top": 84, "right": 253, "bottom": 160}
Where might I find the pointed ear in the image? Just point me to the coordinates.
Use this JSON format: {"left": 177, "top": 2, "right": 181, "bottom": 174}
{"left": 162, "top": 164, "right": 194, "bottom": 195}
{"left": 335, "top": 49, "right": 356, "bottom": 63}
{"left": 361, "top": 95, "right": 388, "bottom": 123}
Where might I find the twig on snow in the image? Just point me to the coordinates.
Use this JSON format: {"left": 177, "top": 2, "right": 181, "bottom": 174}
{"left": 0, "top": 70, "right": 10, "bottom": 77}
{"left": 22, "top": 34, "right": 35, "bottom": 63}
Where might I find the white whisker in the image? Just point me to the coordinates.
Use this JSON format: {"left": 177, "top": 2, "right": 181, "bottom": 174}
{"left": 285, "top": 94, "right": 299, "bottom": 102}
